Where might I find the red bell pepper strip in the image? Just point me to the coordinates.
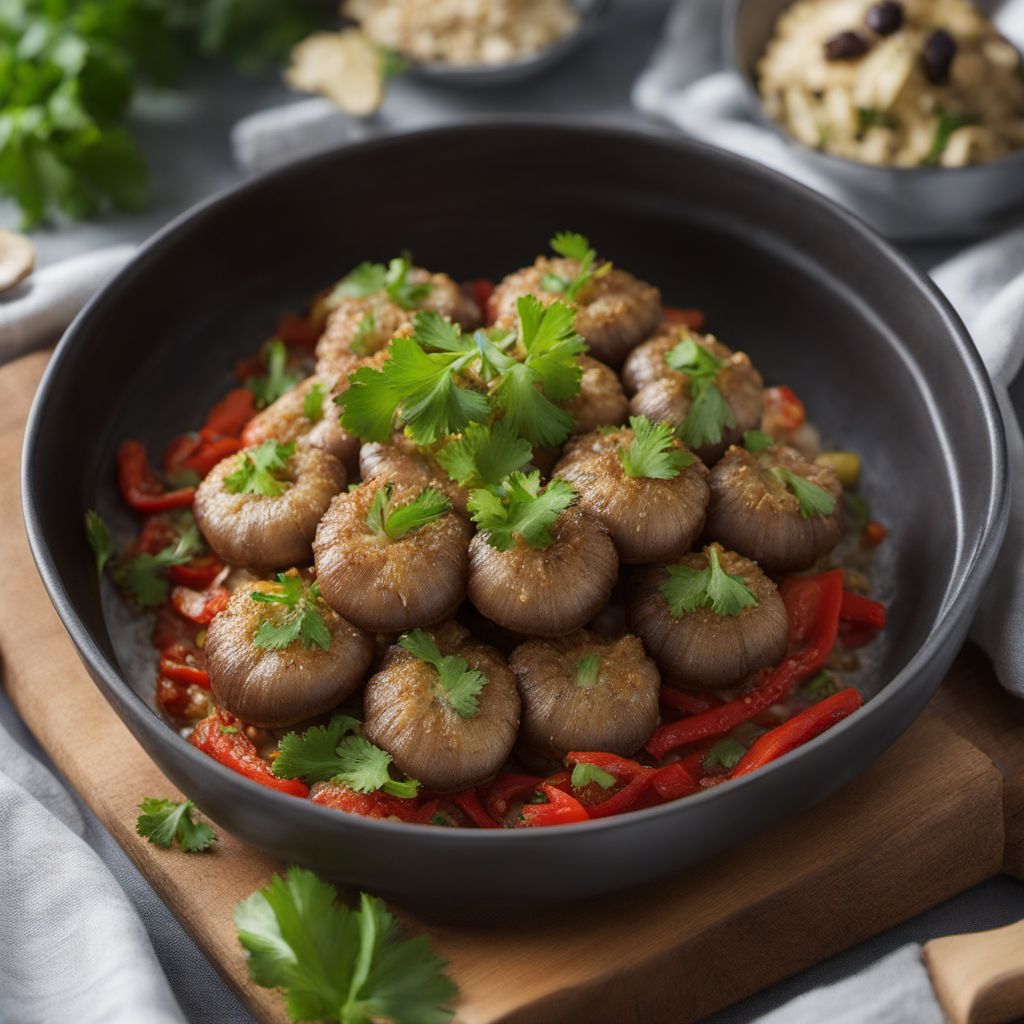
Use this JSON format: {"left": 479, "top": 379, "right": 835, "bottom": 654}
{"left": 840, "top": 591, "right": 887, "bottom": 631}
{"left": 659, "top": 688, "right": 719, "bottom": 715}
{"left": 763, "top": 385, "right": 806, "bottom": 432}
{"left": 864, "top": 521, "right": 888, "bottom": 546}
{"left": 159, "top": 652, "right": 210, "bottom": 689}
{"left": 181, "top": 437, "right": 244, "bottom": 477}
{"left": 515, "top": 784, "right": 589, "bottom": 827}
{"left": 483, "top": 773, "right": 543, "bottom": 820}
{"left": 201, "top": 387, "right": 256, "bottom": 440}
{"left": 662, "top": 306, "right": 706, "bottom": 329}
{"left": 190, "top": 710, "right": 309, "bottom": 797}
{"left": 650, "top": 756, "right": 703, "bottom": 802}
{"left": 163, "top": 434, "right": 203, "bottom": 475}
{"left": 731, "top": 688, "right": 863, "bottom": 779}
{"left": 168, "top": 555, "right": 225, "bottom": 590}
{"left": 170, "top": 585, "right": 229, "bottom": 625}
{"left": 117, "top": 441, "right": 196, "bottom": 513}
{"left": 310, "top": 781, "right": 421, "bottom": 821}
{"left": 450, "top": 789, "right": 500, "bottom": 829}
{"left": 563, "top": 752, "right": 656, "bottom": 818}
{"left": 780, "top": 568, "right": 845, "bottom": 659}
{"left": 275, "top": 313, "right": 320, "bottom": 349}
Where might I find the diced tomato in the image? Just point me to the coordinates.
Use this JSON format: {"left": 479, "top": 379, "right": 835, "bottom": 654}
{"left": 168, "top": 555, "right": 225, "bottom": 590}
{"left": 159, "top": 651, "right": 210, "bottom": 689}
{"left": 662, "top": 306, "right": 706, "bottom": 329}
{"left": 864, "top": 521, "right": 888, "bottom": 546}
{"left": 152, "top": 609, "right": 202, "bottom": 656}
{"left": 170, "top": 585, "right": 229, "bottom": 626}
{"left": 156, "top": 676, "right": 211, "bottom": 720}
{"left": 763, "top": 385, "right": 806, "bottom": 433}
{"left": 275, "top": 313, "right": 319, "bottom": 349}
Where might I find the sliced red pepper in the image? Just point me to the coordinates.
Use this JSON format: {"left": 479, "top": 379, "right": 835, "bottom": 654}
{"left": 563, "top": 753, "right": 656, "bottom": 819}
{"left": 182, "top": 437, "right": 244, "bottom": 477}
{"left": 731, "top": 688, "right": 863, "bottom": 779}
{"left": 310, "top": 781, "right": 421, "bottom": 821}
{"left": 864, "top": 521, "right": 888, "bottom": 546}
{"left": 659, "top": 688, "right": 719, "bottom": 715}
{"left": 156, "top": 676, "right": 211, "bottom": 720}
{"left": 840, "top": 591, "right": 887, "bottom": 631}
{"left": 201, "top": 387, "right": 256, "bottom": 440}
{"left": 662, "top": 306, "right": 706, "bottom": 329}
{"left": 163, "top": 433, "right": 203, "bottom": 475}
{"left": 168, "top": 555, "right": 225, "bottom": 590}
{"left": 190, "top": 710, "right": 309, "bottom": 797}
{"left": 483, "top": 773, "right": 543, "bottom": 821}
{"left": 117, "top": 440, "right": 195, "bottom": 514}
{"left": 515, "top": 784, "right": 589, "bottom": 827}
{"left": 170, "top": 584, "right": 229, "bottom": 625}
{"left": 780, "top": 568, "right": 845, "bottom": 660}
{"left": 450, "top": 788, "right": 500, "bottom": 829}
{"left": 275, "top": 313, "right": 320, "bottom": 349}
{"left": 159, "top": 652, "right": 210, "bottom": 689}
{"left": 763, "top": 385, "right": 806, "bottom": 432}
{"left": 650, "top": 757, "right": 702, "bottom": 801}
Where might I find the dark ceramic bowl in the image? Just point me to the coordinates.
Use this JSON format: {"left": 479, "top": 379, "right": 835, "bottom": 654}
{"left": 726, "top": 0, "right": 1024, "bottom": 241}
{"left": 22, "top": 120, "right": 1007, "bottom": 914}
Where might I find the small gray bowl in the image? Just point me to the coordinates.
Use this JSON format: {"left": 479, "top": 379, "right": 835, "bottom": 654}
{"left": 726, "top": 0, "right": 1024, "bottom": 241}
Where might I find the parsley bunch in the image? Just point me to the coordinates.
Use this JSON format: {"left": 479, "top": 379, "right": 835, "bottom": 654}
{"left": 467, "top": 470, "right": 576, "bottom": 552}
{"left": 366, "top": 483, "right": 451, "bottom": 540}
{"left": 328, "top": 254, "right": 432, "bottom": 311}
{"left": 618, "top": 415, "right": 694, "bottom": 479}
{"left": 539, "top": 231, "right": 609, "bottom": 301}
{"left": 660, "top": 545, "right": 759, "bottom": 619}
{"left": 273, "top": 714, "right": 420, "bottom": 797}
{"left": 251, "top": 574, "right": 331, "bottom": 652}
{"left": 399, "top": 629, "right": 488, "bottom": 719}
{"left": 665, "top": 337, "right": 736, "bottom": 450}
{"left": 225, "top": 440, "right": 295, "bottom": 497}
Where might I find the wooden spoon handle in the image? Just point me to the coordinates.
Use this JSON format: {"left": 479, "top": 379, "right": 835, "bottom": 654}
{"left": 924, "top": 919, "right": 1024, "bottom": 1024}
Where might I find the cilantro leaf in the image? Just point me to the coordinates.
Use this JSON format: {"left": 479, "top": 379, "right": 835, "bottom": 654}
{"left": 234, "top": 869, "right": 456, "bottom": 1024}
{"left": 492, "top": 363, "right": 573, "bottom": 448}
{"left": 570, "top": 762, "right": 616, "bottom": 790}
{"left": 350, "top": 312, "right": 377, "bottom": 356}
{"left": 542, "top": 232, "right": 607, "bottom": 302}
{"left": 112, "top": 524, "right": 202, "bottom": 607}
{"left": 136, "top": 797, "right": 216, "bottom": 853}
{"left": 328, "top": 255, "right": 432, "bottom": 310}
{"left": 702, "top": 737, "right": 747, "bottom": 772}
{"left": 399, "top": 629, "right": 488, "bottom": 719}
{"left": 618, "top": 415, "right": 693, "bottom": 479}
{"left": 773, "top": 467, "right": 837, "bottom": 518}
{"left": 303, "top": 382, "right": 326, "bottom": 422}
{"left": 574, "top": 653, "right": 601, "bottom": 688}
{"left": 334, "top": 735, "right": 421, "bottom": 798}
{"left": 365, "top": 483, "right": 451, "bottom": 540}
{"left": 273, "top": 714, "right": 362, "bottom": 783}
{"left": 665, "top": 338, "right": 736, "bottom": 449}
{"left": 660, "top": 545, "right": 759, "bottom": 619}
{"left": 251, "top": 574, "right": 331, "bottom": 652}
{"left": 743, "top": 429, "right": 775, "bottom": 453}
{"left": 330, "top": 261, "right": 387, "bottom": 302}
{"left": 247, "top": 339, "right": 300, "bottom": 409}
{"left": 436, "top": 421, "right": 533, "bottom": 490}
{"left": 84, "top": 509, "right": 112, "bottom": 578}
{"left": 467, "top": 470, "right": 576, "bottom": 551}
{"left": 225, "top": 441, "right": 295, "bottom": 497}
{"left": 515, "top": 295, "right": 586, "bottom": 401}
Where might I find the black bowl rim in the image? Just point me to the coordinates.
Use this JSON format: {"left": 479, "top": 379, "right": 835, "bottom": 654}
{"left": 21, "top": 116, "right": 1009, "bottom": 845}
{"left": 722, "top": 0, "right": 1024, "bottom": 179}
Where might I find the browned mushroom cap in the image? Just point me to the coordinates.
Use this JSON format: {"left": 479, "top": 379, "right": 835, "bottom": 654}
{"left": 554, "top": 427, "right": 710, "bottom": 565}
{"left": 359, "top": 434, "right": 469, "bottom": 515}
{"left": 491, "top": 256, "right": 661, "bottom": 367}
{"left": 194, "top": 445, "right": 345, "bottom": 569}
{"left": 565, "top": 355, "right": 629, "bottom": 434}
{"left": 205, "top": 578, "right": 373, "bottom": 728}
{"left": 628, "top": 335, "right": 764, "bottom": 465}
{"left": 314, "top": 269, "right": 481, "bottom": 381}
{"left": 241, "top": 375, "right": 361, "bottom": 477}
{"left": 621, "top": 323, "right": 699, "bottom": 396}
{"left": 362, "top": 622, "right": 520, "bottom": 792}
{"left": 509, "top": 630, "right": 660, "bottom": 759}
{"left": 313, "top": 478, "right": 472, "bottom": 632}
{"left": 627, "top": 546, "right": 788, "bottom": 690}
{"left": 707, "top": 444, "right": 843, "bottom": 574}
{"left": 468, "top": 507, "right": 618, "bottom": 636}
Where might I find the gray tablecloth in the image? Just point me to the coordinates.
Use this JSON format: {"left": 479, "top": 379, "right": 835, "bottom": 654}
{"left": 5, "top": 2, "right": 1024, "bottom": 1021}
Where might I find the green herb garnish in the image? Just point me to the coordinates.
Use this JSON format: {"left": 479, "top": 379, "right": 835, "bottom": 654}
{"left": 84, "top": 509, "right": 112, "bottom": 578}
{"left": 435, "top": 420, "right": 533, "bottom": 489}
{"left": 922, "top": 109, "right": 979, "bottom": 166}
{"left": 773, "top": 466, "right": 837, "bottom": 518}
{"left": 303, "top": 381, "right": 327, "bottom": 422}
{"left": 350, "top": 311, "right": 377, "bottom": 356}
{"left": 665, "top": 338, "right": 735, "bottom": 450}
{"left": 247, "top": 339, "right": 300, "bottom": 409}
{"left": 618, "top": 415, "right": 693, "bottom": 479}
{"left": 857, "top": 107, "right": 898, "bottom": 133}
{"left": 329, "top": 254, "right": 432, "bottom": 310}
{"left": 365, "top": 483, "right": 451, "bottom": 541}
{"left": 399, "top": 629, "right": 488, "bottom": 720}
{"left": 540, "top": 231, "right": 609, "bottom": 301}
{"left": 136, "top": 797, "right": 216, "bottom": 853}
{"left": 468, "top": 470, "right": 576, "bottom": 551}
{"left": 224, "top": 440, "right": 295, "bottom": 497}
{"left": 660, "top": 545, "right": 758, "bottom": 619}
{"left": 570, "top": 762, "right": 616, "bottom": 790}
{"left": 743, "top": 429, "right": 775, "bottom": 453}
{"left": 702, "top": 737, "right": 747, "bottom": 772}
{"left": 251, "top": 574, "right": 331, "bottom": 652}
{"left": 574, "top": 653, "right": 601, "bottom": 688}
{"left": 111, "top": 524, "right": 202, "bottom": 607}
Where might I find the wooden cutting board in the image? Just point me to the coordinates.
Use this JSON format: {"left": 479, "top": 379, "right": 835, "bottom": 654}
{"left": 2, "top": 349, "right": 1022, "bottom": 1024}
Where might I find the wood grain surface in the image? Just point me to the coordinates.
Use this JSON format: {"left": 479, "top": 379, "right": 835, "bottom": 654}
{"left": 1, "top": 350, "right": 1018, "bottom": 1024}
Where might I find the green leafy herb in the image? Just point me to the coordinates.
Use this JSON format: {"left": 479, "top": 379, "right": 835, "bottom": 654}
{"left": 570, "top": 762, "right": 616, "bottom": 790}
{"left": 665, "top": 338, "right": 735, "bottom": 450}
{"left": 436, "top": 421, "right": 533, "bottom": 489}
{"left": 224, "top": 440, "right": 295, "bottom": 497}
{"left": 574, "top": 653, "right": 601, "bottom": 688}
{"left": 84, "top": 509, "right": 112, "bottom": 578}
{"left": 234, "top": 867, "right": 456, "bottom": 1024}
{"left": 247, "top": 339, "right": 300, "bottom": 409}
{"left": 251, "top": 574, "right": 331, "bottom": 652}
{"left": 468, "top": 470, "right": 576, "bottom": 552}
{"left": 618, "top": 415, "right": 693, "bottom": 479}
{"left": 540, "top": 231, "right": 608, "bottom": 302}
{"left": 365, "top": 483, "right": 451, "bottom": 540}
{"left": 399, "top": 629, "right": 487, "bottom": 719}
{"left": 660, "top": 545, "right": 758, "bottom": 619}
{"left": 773, "top": 467, "right": 837, "bottom": 518}
{"left": 844, "top": 491, "right": 871, "bottom": 529}
{"left": 303, "top": 382, "right": 327, "bottom": 422}
{"left": 702, "top": 737, "right": 747, "bottom": 772}
{"left": 329, "top": 255, "right": 432, "bottom": 310}
{"left": 800, "top": 670, "right": 841, "bottom": 700}
{"left": 922, "top": 109, "right": 979, "bottom": 166}
{"left": 742, "top": 429, "right": 775, "bottom": 453}
{"left": 220, "top": 725, "right": 239, "bottom": 735}
{"left": 111, "top": 524, "right": 201, "bottom": 606}
{"left": 333, "top": 735, "right": 421, "bottom": 798}
{"left": 136, "top": 797, "right": 216, "bottom": 853}
{"left": 350, "top": 312, "right": 376, "bottom": 356}
{"left": 857, "top": 107, "right": 898, "bottom": 133}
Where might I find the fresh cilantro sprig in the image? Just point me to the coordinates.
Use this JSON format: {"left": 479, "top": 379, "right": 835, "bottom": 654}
{"left": 435, "top": 421, "right": 533, "bottom": 489}
{"left": 272, "top": 714, "right": 420, "bottom": 797}
{"left": 112, "top": 524, "right": 202, "bottom": 607}
{"left": 618, "top": 415, "right": 694, "bottom": 479}
{"left": 225, "top": 441, "right": 295, "bottom": 497}
{"left": 136, "top": 797, "right": 216, "bottom": 853}
{"left": 665, "top": 338, "right": 736, "bottom": 450}
{"left": 660, "top": 545, "right": 758, "bottom": 619}
{"left": 234, "top": 868, "right": 456, "bottom": 1024}
{"left": 252, "top": 574, "right": 331, "bottom": 652}
{"left": 570, "top": 762, "right": 616, "bottom": 790}
{"left": 773, "top": 467, "right": 837, "bottom": 518}
{"left": 366, "top": 483, "right": 451, "bottom": 540}
{"left": 743, "top": 429, "right": 775, "bottom": 453}
{"left": 329, "top": 254, "right": 432, "bottom": 310}
{"left": 574, "top": 653, "right": 601, "bottom": 688}
{"left": 923, "top": 109, "right": 979, "bottom": 166}
{"left": 303, "top": 381, "right": 327, "bottom": 422}
{"left": 540, "top": 231, "right": 609, "bottom": 301}
{"left": 247, "top": 339, "right": 301, "bottom": 410}
{"left": 468, "top": 470, "right": 576, "bottom": 552}
{"left": 350, "top": 312, "right": 376, "bottom": 356}
{"left": 702, "top": 737, "right": 747, "bottom": 772}
{"left": 84, "top": 509, "right": 113, "bottom": 579}
{"left": 399, "top": 630, "right": 488, "bottom": 719}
